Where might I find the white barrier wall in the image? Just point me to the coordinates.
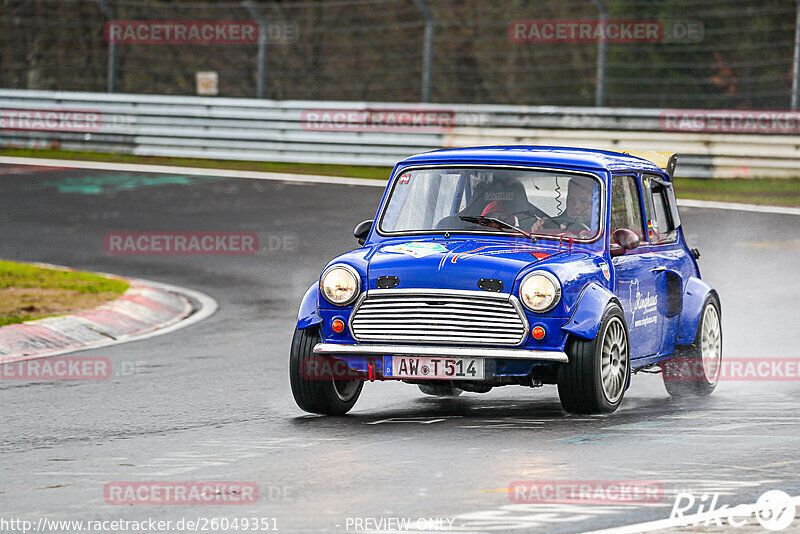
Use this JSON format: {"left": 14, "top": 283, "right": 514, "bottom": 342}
{"left": 2, "top": 89, "right": 800, "bottom": 178}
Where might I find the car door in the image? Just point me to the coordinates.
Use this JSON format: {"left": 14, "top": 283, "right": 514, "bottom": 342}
{"left": 610, "top": 174, "right": 661, "bottom": 359}
{"left": 642, "top": 174, "right": 690, "bottom": 357}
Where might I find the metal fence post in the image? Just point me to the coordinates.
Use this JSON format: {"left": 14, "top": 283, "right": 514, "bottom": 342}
{"left": 792, "top": 0, "right": 800, "bottom": 110}
{"left": 94, "top": 0, "right": 117, "bottom": 93}
{"left": 592, "top": 0, "right": 608, "bottom": 107}
{"left": 245, "top": 1, "right": 268, "bottom": 99}
{"left": 413, "top": 0, "right": 434, "bottom": 103}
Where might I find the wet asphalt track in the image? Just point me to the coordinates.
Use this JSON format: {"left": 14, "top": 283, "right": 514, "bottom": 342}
{"left": 0, "top": 163, "right": 799, "bottom": 533}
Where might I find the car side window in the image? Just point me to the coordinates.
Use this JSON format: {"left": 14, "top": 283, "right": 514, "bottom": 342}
{"left": 643, "top": 175, "right": 678, "bottom": 244}
{"left": 610, "top": 175, "right": 646, "bottom": 244}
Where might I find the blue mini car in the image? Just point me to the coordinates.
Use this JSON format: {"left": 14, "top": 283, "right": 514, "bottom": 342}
{"left": 290, "top": 146, "right": 722, "bottom": 415}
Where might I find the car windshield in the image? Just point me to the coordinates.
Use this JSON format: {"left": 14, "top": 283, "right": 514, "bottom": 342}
{"left": 379, "top": 167, "right": 602, "bottom": 240}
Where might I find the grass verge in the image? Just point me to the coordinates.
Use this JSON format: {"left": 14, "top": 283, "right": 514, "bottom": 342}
{"left": 2, "top": 148, "right": 800, "bottom": 207}
{"left": 672, "top": 178, "right": 800, "bottom": 208}
{"left": 0, "top": 260, "right": 129, "bottom": 327}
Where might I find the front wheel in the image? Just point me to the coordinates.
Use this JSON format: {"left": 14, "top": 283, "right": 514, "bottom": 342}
{"left": 289, "top": 327, "right": 363, "bottom": 415}
{"left": 661, "top": 294, "right": 721, "bottom": 397}
{"left": 557, "top": 303, "right": 630, "bottom": 414}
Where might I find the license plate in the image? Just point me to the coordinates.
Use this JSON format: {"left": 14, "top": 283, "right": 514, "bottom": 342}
{"left": 389, "top": 356, "right": 484, "bottom": 380}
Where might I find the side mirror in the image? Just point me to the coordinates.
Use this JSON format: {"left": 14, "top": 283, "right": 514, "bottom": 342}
{"left": 611, "top": 228, "right": 640, "bottom": 257}
{"left": 354, "top": 220, "right": 373, "bottom": 245}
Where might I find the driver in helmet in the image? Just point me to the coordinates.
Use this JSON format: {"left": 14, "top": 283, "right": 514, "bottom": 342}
{"left": 530, "top": 180, "right": 593, "bottom": 235}
{"left": 481, "top": 200, "right": 519, "bottom": 229}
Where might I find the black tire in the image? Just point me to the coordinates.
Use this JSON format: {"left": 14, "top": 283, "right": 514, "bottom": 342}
{"left": 662, "top": 294, "right": 721, "bottom": 397}
{"left": 557, "top": 303, "right": 630, "bottom": 414}
{"left": 418, "top": 384, "right": 463, "bottom": 397}
{"left": 289, "top": 327, "right": 363, "bottom": 415}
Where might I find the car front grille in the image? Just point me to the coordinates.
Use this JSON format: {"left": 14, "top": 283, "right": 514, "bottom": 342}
{"left": 349, "top": 289, "right": 529, "bottom": 346}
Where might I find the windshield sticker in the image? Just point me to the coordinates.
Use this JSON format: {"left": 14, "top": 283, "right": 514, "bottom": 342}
{"left": 397, "top": 172, "right": 412, "bottom": 185}
{"left": 451, "top": 245, "right": 549, "bottom": 263}
{"left": 383, "top": 242, "right": 448, "bottom": 258}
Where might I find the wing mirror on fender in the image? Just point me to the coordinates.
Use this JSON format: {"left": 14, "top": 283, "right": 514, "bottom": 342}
{"left": 611, "top": 228, "right": 640, "bottom": 257}
{"left": 354, "top": 220, "right": 373, "bottom": 245}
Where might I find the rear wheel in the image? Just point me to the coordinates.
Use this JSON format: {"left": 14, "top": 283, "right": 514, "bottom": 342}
{"left": 289, "top": 327, "right": 363, "bottom": 415}
{"left": 418, "top": 383, "right": 463, "bottom": 397}
{"left": 557, "top": 303, "right": 630, "bottom": 414}
{"left": 662, "top": 294, "right": 721, "bottom": 397}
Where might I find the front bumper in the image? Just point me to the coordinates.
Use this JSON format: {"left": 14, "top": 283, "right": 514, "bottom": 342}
{"left": 313, "top": 343, "right": 568, "bottom": 363}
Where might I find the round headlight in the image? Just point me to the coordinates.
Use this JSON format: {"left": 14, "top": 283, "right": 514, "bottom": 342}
{"left": 520, "top": 271, "right": 561, "bottom": 312}
{"left": 320, "top": 264, "right": 360, "bottom": 306}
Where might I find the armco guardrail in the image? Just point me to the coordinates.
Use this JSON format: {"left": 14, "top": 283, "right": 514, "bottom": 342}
{"left": 2, "top": 89, "right": 800, "bottom": 178}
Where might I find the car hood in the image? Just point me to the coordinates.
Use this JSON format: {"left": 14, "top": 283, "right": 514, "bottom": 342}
{"left": 367, "top": 238, "right": 559, "bottom": 292}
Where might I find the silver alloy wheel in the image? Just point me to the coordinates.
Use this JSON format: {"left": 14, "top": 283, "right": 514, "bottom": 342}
{"left": 700, "top": 305, "right": 722, "bottom": 385}
{"left": 601, "top": 317, "right": 628, "bottom": 403}
{"left": 333, "top": 379, "right": 360, "bottom": 402}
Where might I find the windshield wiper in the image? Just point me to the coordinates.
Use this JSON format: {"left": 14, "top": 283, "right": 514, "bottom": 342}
{"left": 459, "top": 215, "right": 537, "bottom": 242}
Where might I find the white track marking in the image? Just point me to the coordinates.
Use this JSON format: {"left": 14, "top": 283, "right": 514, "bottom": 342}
{"left": 4, "top": 156, "right": 800, "bottom": 216}
{"left": 116, "top": 278, "right": 218, "bottom": 343}
{"left": 677, "top": 198, "right": 800, "bottom": 216}
{"left": 583, "top": 494, "right": 800, "bottom": 534}
{"left": 0, "top": 156, "right": 386, "bottom": 187}
{"left": 367, "top": 417, "right": 452, "bottom": 425}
